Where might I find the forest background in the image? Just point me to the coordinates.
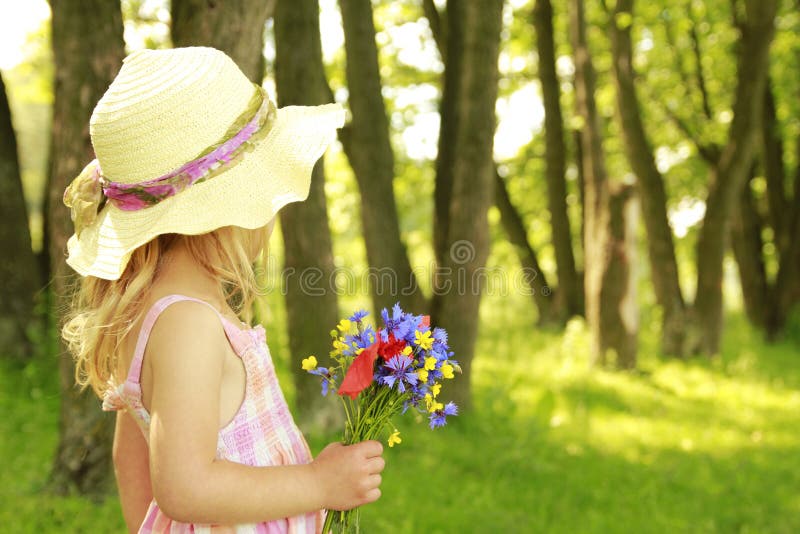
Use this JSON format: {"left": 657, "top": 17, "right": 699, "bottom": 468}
{"left": 1, "top": 0, "right": 799, "bottom": 532}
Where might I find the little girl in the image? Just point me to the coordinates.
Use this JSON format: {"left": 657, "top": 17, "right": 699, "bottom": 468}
{"left": 60, "top": 47, "right": 384, "bottom": 533}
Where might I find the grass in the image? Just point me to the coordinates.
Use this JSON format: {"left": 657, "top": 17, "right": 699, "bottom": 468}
{"left": 1, "top": 293, "right": 799, "bottom": 533}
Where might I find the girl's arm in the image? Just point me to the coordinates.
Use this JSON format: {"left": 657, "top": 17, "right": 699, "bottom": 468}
{"left": 112, "top": 409, "right": 153, "bottom": 533}
{"left": 145, "top": 302, "right": 384, "bottom": 525}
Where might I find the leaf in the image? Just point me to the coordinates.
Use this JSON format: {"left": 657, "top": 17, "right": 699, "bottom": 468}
{"left": 615, "top": 12, "right": 633, "bottom": 30}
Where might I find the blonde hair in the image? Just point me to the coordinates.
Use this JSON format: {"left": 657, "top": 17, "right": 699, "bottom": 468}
{"left": 62, "top": 224, "right": 271, "bottom": 398}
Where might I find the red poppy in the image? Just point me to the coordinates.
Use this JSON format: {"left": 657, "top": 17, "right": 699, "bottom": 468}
{"left": 338, "top": 341, "right": 379, "bottom": 399}
{"left": 420, "top": 315, "right": 430, "bottom": 328}
{"left": 377, "top": 333, "right": 407, "bottom": 361}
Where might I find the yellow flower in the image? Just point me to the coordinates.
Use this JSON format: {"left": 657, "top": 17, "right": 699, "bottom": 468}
{"left": 424, "top": 356, "right": 437, "bottom": 371}
{"left": 329, "top": 329, "right": 338, "bottom": 338}
{"left": 301, "top": 355, "right": 318, "bottom": 371}
{"left": 402, "top": 345, "right": 413, "bottom": 356}
{"left": 431, "top": 383, "right": 441, "bottom": 398}
{"left": 441, "top": 362, "right": 454, "bottom": 379}
{"left": 424, "top": 393, "right": 443, "bottom": 413}
{"left": 415, "top": 329, "right": 434, "bottom": 350}
{"left": 337, "top": 319, "right": 352, "bottom": 332}
{"left": 388, "top": 430, "right": 402, "bottom": 448}
{"left": 332, "top": 339, "right": 348, "bottom": 353}
{"left": 417, "top": 369, "right": 429, "bottom": 383}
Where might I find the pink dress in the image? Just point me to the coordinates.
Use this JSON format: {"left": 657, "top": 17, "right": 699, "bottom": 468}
{"left": 102, "top": 294, "right": 323, "bottom": 533}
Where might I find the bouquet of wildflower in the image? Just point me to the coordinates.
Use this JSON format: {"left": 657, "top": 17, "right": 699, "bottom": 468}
{"left": 301, "top": 303, "right": 460, "bottom": 533}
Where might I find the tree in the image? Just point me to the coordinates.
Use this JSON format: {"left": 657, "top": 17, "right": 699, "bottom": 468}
{"left": 47, "top": 0, "right": 125, "bottom": 496}
{"left": 646, "top": 0, "right": 778, "bottom": 354}
{"left": 274, "top": 0, "right": 343, "bottom": 431}
{"left": 493, "top": 169, "right": 559, "bottom": 322}
{"left": 732, "top": 80, "right": 800, "bottom": 338}
{"left": 685, "top": 0, "right": 778, "bottom": 355}
{"left": 0, "top": 72, "right": 40, "bottom": 360}
{"left": 571, "top": 0, "right": 638, "bottom": 368}
{"left": 609, "top": 0, "right": 778, "bottom": 355}
{"left": 171, "top": 0, "right": 273, "bottom": 82}
{"left": 608, "top": 0, "right": 686, "bottom": 356}
{"left": 430, "top": 0, "right": 505, "bottom": 410}
{"left": 425, "top": 0, "right": 577, "bottom": 326}
{"left": 337, "top": 0, "right": 427, "bottom": 315}
{"left": 532, "top": 0, "right": 583, "bottom": 320}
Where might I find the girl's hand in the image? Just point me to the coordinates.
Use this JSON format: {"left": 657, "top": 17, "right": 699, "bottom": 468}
{"left": 311, "top": 441, "right": 385, "bottom": 511}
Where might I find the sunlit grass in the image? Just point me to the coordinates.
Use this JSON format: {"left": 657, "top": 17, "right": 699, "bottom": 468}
{"left": 1, "top": 292, "right": 799, "bottom": 532}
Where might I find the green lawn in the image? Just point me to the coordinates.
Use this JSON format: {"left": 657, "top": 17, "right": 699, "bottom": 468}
{"left": 2, "top": 294, "right": 799, "bottom": 533}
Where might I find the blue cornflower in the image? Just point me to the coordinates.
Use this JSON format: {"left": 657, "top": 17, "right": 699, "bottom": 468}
{"left": 339, "top": 325, "right": 375, "bottom": 357}
{"left": 429, "top": 402, "right": 458, "bottom": 429}
{"left": 348, "top": 309, "right": 369, "bottom": 323}
{"left": 432, "top": 327, "right": 448, "bottom": 347}
{"left": 380, "top": 303, "right": 416, "bottom": 342}
{"left": 349, "top": 325, "right": 375, "bottom": 349}
{"left": 309, "top": 367, "right": 333, "bottom": 396}
{"left": 379, "top": 355, "right": 419, "bottom": 393}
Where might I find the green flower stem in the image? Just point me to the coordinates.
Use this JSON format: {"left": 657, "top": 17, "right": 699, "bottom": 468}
{"left": 322, "top": 387, "right": 410, "bottom": 533}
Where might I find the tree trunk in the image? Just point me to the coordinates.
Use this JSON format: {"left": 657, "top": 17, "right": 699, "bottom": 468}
{"left": 274, "top": 0, "right": 342, "bottom": 433}
{"left": 494, "top": 171, "right": 557, "bottom": 323}
{"left": 570, "top": 0, "right": 637, "bottom": 368}
{"left": 688, "top": 0, "right": 778, "bottom": 355}
{"left": 609, "top": 0, "right": 686, "bottom": 356}
{"left": 769, "top": 134, "right": 800, "bottom": 337}
{"left": 423, "top": 0, "right": 560, "bottom": 325}
{"left": 730, "top": 169, "right": 772, "bottom": 329}
{"left": 532, "top": 0, "right": 582, "bottom": 319}
{"left": 48, "top": 0, "right": 125, "bottom": 496}
{"left": 761, "top": 80, "right": 790, "bottom": 256}
{"left": 337, "top": 0, "right": 427, "bottom": 316}
{"left": 600, "top": 184, "right": 638, "bottom": 369}
{"left": 171, "top": 0, "right": 273, "bottom": 82}
{"left": 430, "top": 0, "right": 504, "bottom": 411}
{"left": 0, "top": 72, "right": 40, "bottom": 360}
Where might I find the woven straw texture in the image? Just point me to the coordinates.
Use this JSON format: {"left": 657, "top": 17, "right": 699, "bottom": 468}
{"left": 66, "top": 47, "right": 344, "bottom": 280}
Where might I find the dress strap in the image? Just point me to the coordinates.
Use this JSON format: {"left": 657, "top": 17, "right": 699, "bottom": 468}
{"left": 126, "top": 294, "right": 249, "bottom": 385}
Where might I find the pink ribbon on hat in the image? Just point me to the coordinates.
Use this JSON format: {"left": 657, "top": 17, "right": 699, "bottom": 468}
{"left": 102, "top": 91, "right": 274, "bottom": 211}
{"left": 63, "top": 86, "right": 276, "bottom": 237}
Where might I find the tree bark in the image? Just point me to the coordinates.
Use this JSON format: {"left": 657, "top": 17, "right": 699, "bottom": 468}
{"left": 570, "top": 0, "right": 637, "bottom": 368}
{"left": 337, "top": 0, "right": 427, "bottom": 315}
{"left": 761, "top": 80, "right": 790, "bottom": 256}
{"left": 600, "top": 184, "right": 638, "bottom": 369}
{"left": 494, "top": 171, "right": 557, "bottom": 323}
{"left": 274, "top": 0, "right": 342, "bottom": 432}
{"left": 532, "top": 0, "right": 582, "bottom": 319}
{"left": 769, "top": 131, "right": 800, "bottom": 337}
{"left": 423, "top": 0, "right": 560, "bottom": 325}
{"left": 48, "top": 0, "right": 125, "bottom": 496}
{"left": 608, "top": 0, "right": 686, "bottom": 356}
{"left": 772, "top": 188, "right": 800, "bottom": 337}
{"left": 688, "top": 0, "right": 778, "bottom": 355}
{"left": 0, "top": 72, "right": 40, "bottom": 360}
{"left": 430, "top": 0, "right": 504, "bottom": 411}
{"left": 171, "top": 0, "right": 273, "bottom": 82}
{"left": 730, "top": 169, "right": 772, "bottom": 329}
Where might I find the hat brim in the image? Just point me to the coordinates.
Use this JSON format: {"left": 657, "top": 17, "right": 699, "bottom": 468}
{"left": 66, "top": 103, "right": 345, "bottom": 280}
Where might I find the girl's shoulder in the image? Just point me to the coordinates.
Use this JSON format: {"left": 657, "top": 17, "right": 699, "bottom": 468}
{"left": 117, "top": 291, "right": 234, "bottom": 384}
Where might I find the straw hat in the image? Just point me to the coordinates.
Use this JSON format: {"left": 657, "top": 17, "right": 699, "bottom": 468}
{"left": 63, "top": 46, "right": 345, "bottom": 280}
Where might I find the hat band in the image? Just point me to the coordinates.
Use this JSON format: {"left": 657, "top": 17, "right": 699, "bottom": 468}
{"left": 63, "top": 84, "right": 277, "bottom": 235}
